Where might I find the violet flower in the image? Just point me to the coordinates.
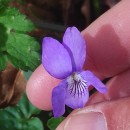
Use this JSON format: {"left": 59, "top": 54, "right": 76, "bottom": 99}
{"left": 42, "top": 27, "right": 107, "bottom": 117}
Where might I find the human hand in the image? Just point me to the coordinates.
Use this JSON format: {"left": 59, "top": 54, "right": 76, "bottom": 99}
{"left": 26, "top": 0, "right": 130, "bottom": 129}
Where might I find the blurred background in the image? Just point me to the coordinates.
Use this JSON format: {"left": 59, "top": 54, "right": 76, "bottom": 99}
{"left": 11, "top": 0, "right": 121, "bottom": 37}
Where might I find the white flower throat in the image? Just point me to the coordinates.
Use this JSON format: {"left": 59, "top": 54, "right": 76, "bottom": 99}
{"left": 67, "top": 73, "right": 87, "bottom": 97}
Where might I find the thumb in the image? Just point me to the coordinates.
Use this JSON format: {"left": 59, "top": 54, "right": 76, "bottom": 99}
{"left": 56, "top": 97, "right": 130, "bottom": 130}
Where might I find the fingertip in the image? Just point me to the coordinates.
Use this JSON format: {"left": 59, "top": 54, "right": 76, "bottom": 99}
{"left": 26, "top": 64, "right": 60, "bottom": 110}
{"left": 57, "top": 97, "right": 130, "bottom": 130}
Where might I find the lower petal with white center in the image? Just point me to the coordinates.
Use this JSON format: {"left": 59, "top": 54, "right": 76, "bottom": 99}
{"left": 65, "top": 88, "right": 89, "bottom": 109}
{"left": 65, "top": 73, "right": 89, "bottom": 109}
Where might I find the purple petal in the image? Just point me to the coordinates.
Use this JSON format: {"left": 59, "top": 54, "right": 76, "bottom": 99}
{"left": 63, "top": 27, "right": 86, "bottom": 71}
{"left": 65, "top": 86, "right": 89, "bottom": 109}
{"left": 80, "top": 71, "right": 107, "bottom": 93}
{"left": 42, "top": 37, "right": 72, "bottom": 79}
{"left": 52, "top": 81, "right": 66, "bottom": 117}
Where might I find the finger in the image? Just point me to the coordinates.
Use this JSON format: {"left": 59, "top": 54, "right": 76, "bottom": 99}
{"left": 83, "top": 0, "right": 130, "bottom": 78}
{"left": 26, "top": 0, "right": 130, "bottom": 110}
{"left": 56, "top": 67, "right": 130, "bottom": 129}
{"left": 56, "top": 97, "right": 130, "bottom": 130}
{"left": 26, "top": 64, "right": 60, "bottom": 110}
{"left": 87, "top": 68, "right": 130, "bottom": 105}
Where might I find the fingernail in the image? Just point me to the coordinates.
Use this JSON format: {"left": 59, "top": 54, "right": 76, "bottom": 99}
{"left": 64, "top": 112, "right": 107, "bottom": 130}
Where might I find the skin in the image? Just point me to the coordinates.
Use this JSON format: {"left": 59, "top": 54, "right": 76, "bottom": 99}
{"left": 26, "top": 0, "right": 130, "bottom": 129}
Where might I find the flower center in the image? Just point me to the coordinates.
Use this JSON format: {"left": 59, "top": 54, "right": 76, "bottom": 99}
{"left": 67, "top": 73, "right": 87, "bottom": 97}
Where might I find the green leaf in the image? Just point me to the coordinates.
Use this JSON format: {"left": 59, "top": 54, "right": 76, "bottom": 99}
{"left": 0, "top": 93, "right": 44, "bottom": 130}
{"left": 22, "top": 117, "right": 43, "bottom": 130}
{"left": 6, "top": 33, "right": 41, "bottom": 71}
{"left": 47, "top": 117, "right": 65, "bottom": 130}
{"left": 0, "top": 54, "right": 7, "bottom": 70}
{"left": 18, "top": 93, "right": 40, "bottom": 118}
{"left": 0, "top": 7, "right": 35, "bottom": 32}
{"left": 0, "top": 23, "right": 7, "bottom": 48}
{"left": 0, "top": 6, "right": 41, "bottom": 71}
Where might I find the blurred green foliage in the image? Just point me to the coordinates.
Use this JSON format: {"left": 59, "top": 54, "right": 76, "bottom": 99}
{"left": 0, "top": 93, "right": 44, "bottom": 130}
